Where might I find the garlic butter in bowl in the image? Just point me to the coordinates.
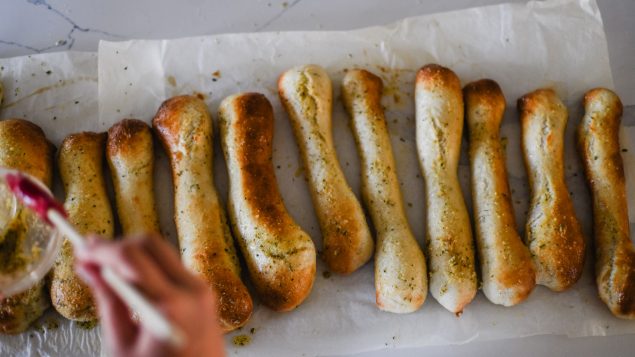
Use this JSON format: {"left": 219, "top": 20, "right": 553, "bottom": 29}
{"left": 0, "top": 168, "right": 62, "bottom": 298}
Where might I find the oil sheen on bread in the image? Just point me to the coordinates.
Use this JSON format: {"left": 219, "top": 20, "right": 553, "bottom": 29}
{"left": 219, "top": 92, "right": 316, "bottom": 311}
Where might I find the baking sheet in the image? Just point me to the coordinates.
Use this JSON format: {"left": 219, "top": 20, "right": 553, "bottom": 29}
{"left": 0, "top": 51, "right": 103, "bottom": 356}
{"left": 1, "top": 0, "right": 634, "bottom": 356}
{"left": 97, "top": 0, "right": 634, "bottom": 356}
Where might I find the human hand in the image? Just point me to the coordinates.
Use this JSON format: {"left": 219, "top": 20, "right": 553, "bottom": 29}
{"left": 75, "top": 234, "right": 225, "bottom": 357}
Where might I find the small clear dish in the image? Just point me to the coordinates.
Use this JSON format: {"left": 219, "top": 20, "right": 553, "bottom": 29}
{"left": 0, "top": 167, "right": 62, "bottom": 298}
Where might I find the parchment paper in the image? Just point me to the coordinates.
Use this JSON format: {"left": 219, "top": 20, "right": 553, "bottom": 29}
{"left": 0, "top": 51, "right": 103, "bottom": 356}
{"left": 97, "top": 0, "right": 635, "bottom": 356}
{"left": 1, "top": 0, "right": 634, "bottom": 356}
{"left": 95, "top": 0, "right": 635, "bottom": 356}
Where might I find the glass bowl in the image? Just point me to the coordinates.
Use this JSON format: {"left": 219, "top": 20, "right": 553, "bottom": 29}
{"left": 0, "top": 167, "right": 62, "bottom": 298}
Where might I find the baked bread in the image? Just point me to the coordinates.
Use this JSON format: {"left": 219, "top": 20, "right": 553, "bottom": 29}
{"left": 578, "top": 88, "right": 635, "bottom": 318}
{"left": 219, "top": 92, "right": 316, "bottom": 311}
{"left": 107, "top": 119, "right": 160, "bottom": 235}
{"left": 464, "top": 79, "right": 535, "bottom": 306}
{"left": 52, "top": 132, "right": 114, "bottom": 321}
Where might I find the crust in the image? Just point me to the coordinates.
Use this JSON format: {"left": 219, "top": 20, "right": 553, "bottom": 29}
{"left": 518, "top": 88, "right": 561, "bottom": 119}
{"left": 219, "top": 92, "right": 316, "bottom": 311}
{"left": 0, "top": 281, "right": 49, "bottom": 334}
{"left": 0, "top": 119, "right": 52, "bottom": 333}
{"left": 192, "top": 250, "right": 254, "bottom": 331}
{"left": 278, "top": 65, "right": 374, "bottom": 275}
{"left": 464, "top": 79, "right": 535, "bottom": 306}
{"left": 518, "top": 88, "right": 585, "bottom": 291}
{"left": 464, "top": 79, "right": 506, "bottom": 126}
{"left": 153, "top": 96, "right": 213, "bottom": 154}
{"left": 578, "top": 88, "right": 635, "bottom": 318}
{"left": 232, "top": 94, "right": 287, "bottom": 232}
{"left": 106, "top": 119, "right": 160, "bottom": 235}
{"left": 416, "top": 64, "right": 462, "bottom": 93}
{"left": 53, "top": 132, "right": 113, "bottom": 322}
{"left": 342, "top": 69, "right": 384, "bottom": 108}
{"left": 152, "top": 95, "right": 253, "bottom": 331}
{"left": 342, "top": 69, "right": 427, "bottom": 313}
{"left": 107, "top": 118, "right": 152, "bottom": 158}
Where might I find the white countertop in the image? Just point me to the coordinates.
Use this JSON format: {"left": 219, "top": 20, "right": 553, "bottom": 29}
{"left": 2, "top": 0, "right": 634, "bottom": 356}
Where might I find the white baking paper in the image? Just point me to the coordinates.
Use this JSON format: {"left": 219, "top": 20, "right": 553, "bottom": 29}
{"left": 0, "top": 51, "right": 103, "bottom": 356}
{"left": 98, "top": 0, "right": 635, "bottom": 355}
{"left": 1, "top": 0, "right": 634, "bottom": 356}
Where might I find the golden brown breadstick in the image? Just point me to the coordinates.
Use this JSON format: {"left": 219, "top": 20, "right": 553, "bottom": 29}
{"left": 107, "top": 119, "right": 160, "bottom": 235}
{"left": 578, "top": 88, "right": 635, "bottom": 318}
{"left": 278, "top": 64, "right": 374, "bottom": 275}
{"left": 0, "top": 119, "right": 53, "bottom": 334}
{"left": 415, "top": 64, "right": 477, "bottom": 314}
{"left": 53, "top": 132, "right": 114, "bottom": 321}
{"left": 518, "top": 88, "right": 585, "bottom": 291}
{"left": 219, "top": 92, "right": 316, "bottom": 311}
{"left": 464, "top": 79, "right": 535, "bottom": 306}
{"left": 342, "top": 69, "right": 427, "bottom": 313}
{"left": 153, "top": 95, "right": 252, "bottom": 331}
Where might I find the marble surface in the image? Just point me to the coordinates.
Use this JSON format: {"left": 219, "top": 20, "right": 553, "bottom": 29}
{"left": 2, "top": 0, "right": 635, "bottom": 356}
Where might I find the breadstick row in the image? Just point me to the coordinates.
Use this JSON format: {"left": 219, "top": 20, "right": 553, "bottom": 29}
{"left": 94, "top": 76, "right": 635, "bottom": 322}
{"left": 3, "top": 63, "right": 632, "bottom": 336}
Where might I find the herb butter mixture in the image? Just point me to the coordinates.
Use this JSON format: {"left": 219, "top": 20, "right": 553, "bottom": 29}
{"left": 0, "top": 211, "right": 33, "bottom": 275}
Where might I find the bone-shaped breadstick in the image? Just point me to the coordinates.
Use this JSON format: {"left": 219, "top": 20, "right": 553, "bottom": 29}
{"left": 53, "top": 132, "right": 114, "bottom": 321}
{"left": 107, "top": 119, "right": 160, "bottom": 235}
{"left": 342, "top": 69, "right": 427, "bottom": 313}
{"left": 219, "top": 92, "right": 316, "bottom": 311}
{"left": 518, "top": 88, "right": 585, "bottom": 291}
{"left": 464, "top": 79, "right": 535, "bottom": 306}
{"left": 415, "top": 64, "right": 477, "bottom": 314}
{"left": 153, "top": 95, "right": 252, "bottom": 331}
{"left": 278, "top": 65, "right": 374, "bottom": 274}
